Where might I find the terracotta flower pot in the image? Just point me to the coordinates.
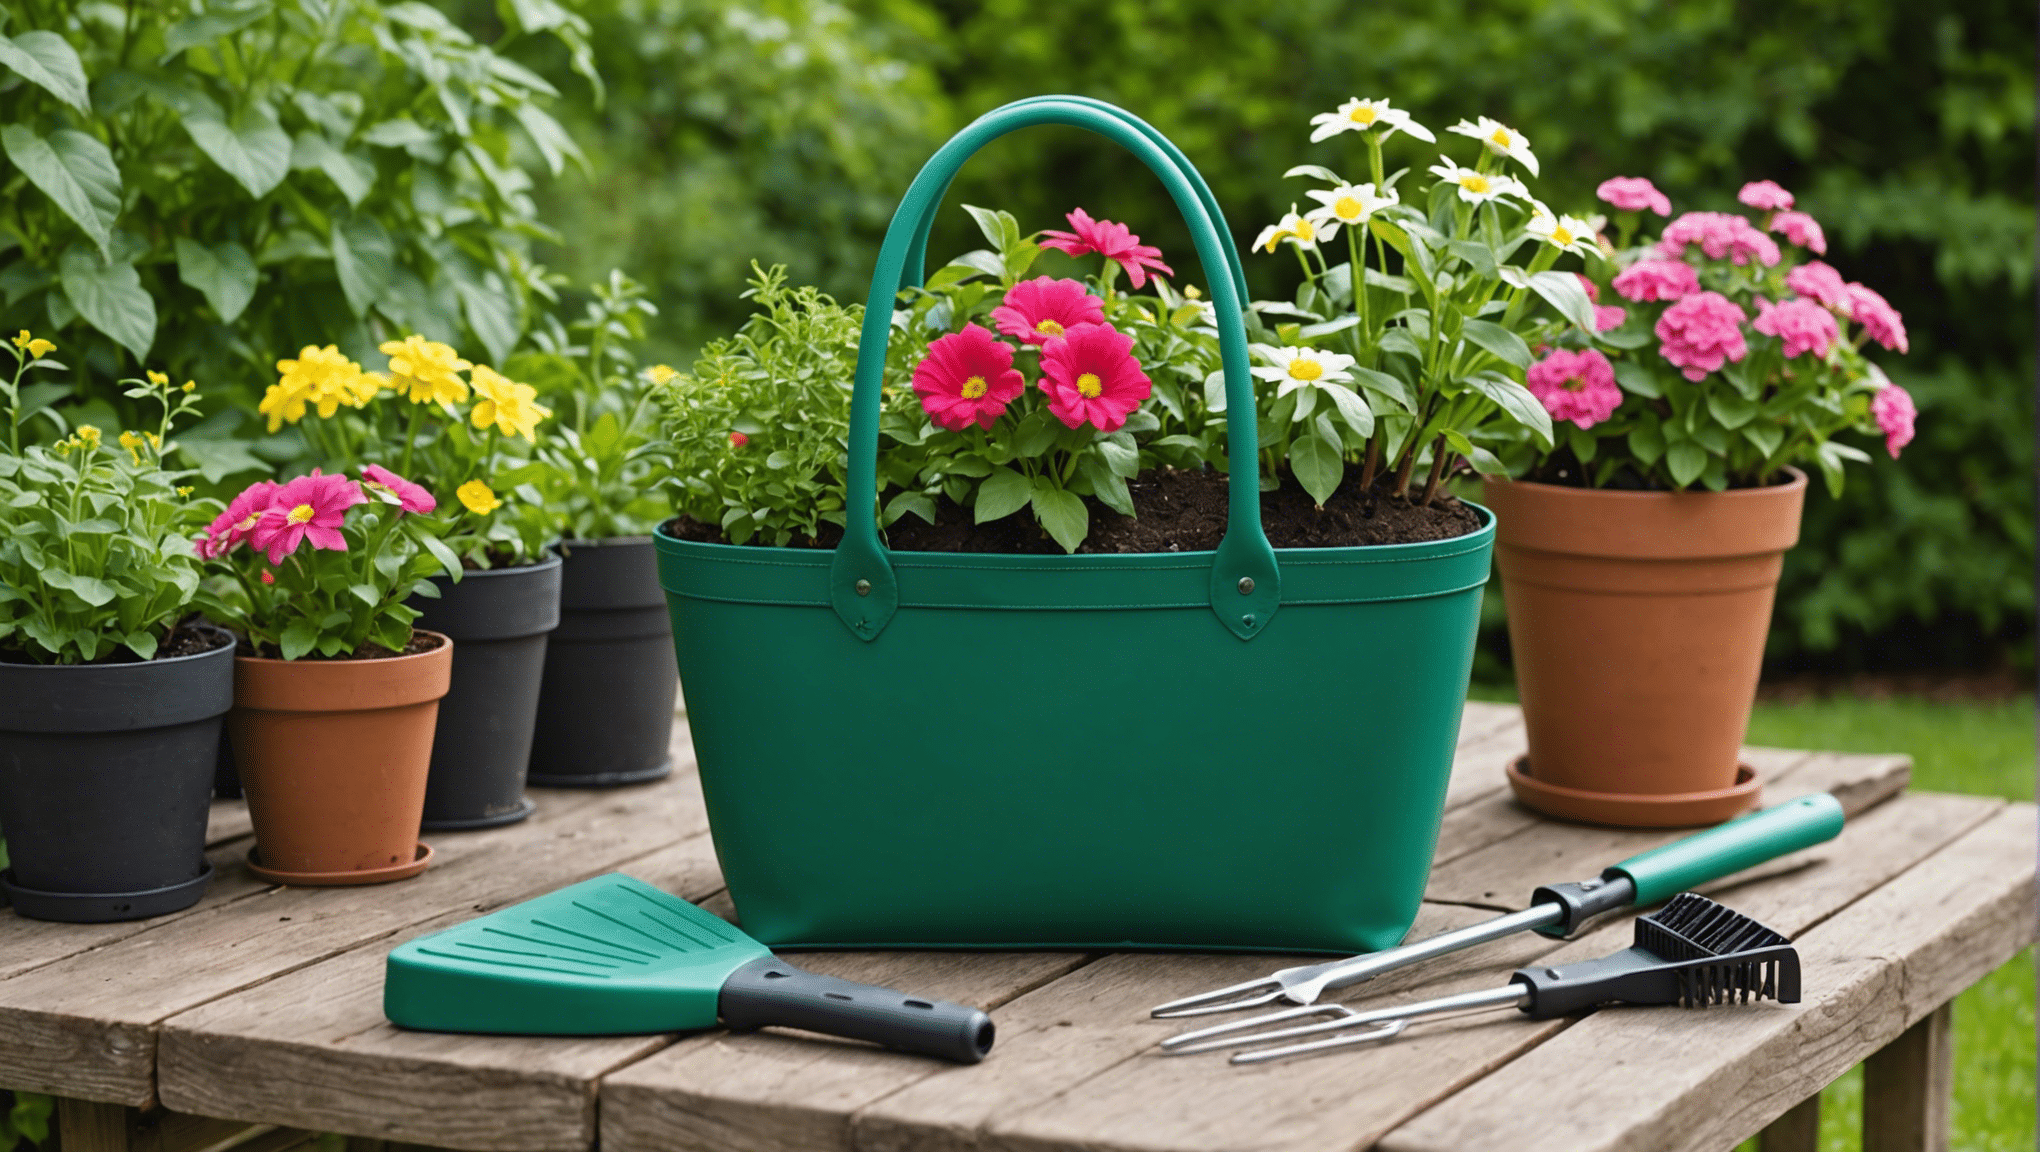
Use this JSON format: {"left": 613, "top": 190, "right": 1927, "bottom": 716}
{"left": 229, "top": 632, "right": 453, "bottom": 885}
{"left": 1482, "top": 470, "right": 1807, "bottom": 827}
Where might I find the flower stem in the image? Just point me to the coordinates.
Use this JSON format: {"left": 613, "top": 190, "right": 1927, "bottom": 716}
{"left": 1359, "top": 436, "right": 1381, "bottom": 493}
{"left": 398, "top": 403, "right": 423, "bottom": 477}
{"left": 1418, "top": 435, "right": 1450, "bottom": 505}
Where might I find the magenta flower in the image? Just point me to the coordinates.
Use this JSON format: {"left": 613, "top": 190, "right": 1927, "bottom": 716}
{"left": 1785, "top": 261, "right": 1853, "bottom": 314}
{"left": 1845, "top": 284, "right": 1909, "bottom": 353}
{"left": 1039, "top": 323, "right": 1152, "bottom": 432}
{"left": 1871, "top": 383, "right": 1917, "bottom": 458}
{"left": 196, "top": 479, "right": 279, "bottom": 559}
{"left": 1574, "top": 273, "right": 1600, "bottom": 302}
{"left": 249, "top": 470, "right": 366, "bottom": 565}
{"left": 1658, "top": 212, "right": 1780, "bottom": 267}
{"left": 1595, "top": 176, "right": 1672, "bottom": 216}
{"left": 912, "top": 324, "right": 1026, "bottom": 432}
{"left": 1738, "top": 181, "right": 1795, "bottom": 211}
{"left": 1770, "top": 211, "right": 1827, "bottom": 254}
{"left": 360, "top": 464, "right": 436, "bottom": 514}
{"left": 1038, "top": 209, "right": 1175, "bottom": 289}
{"left": 1525, "top": 348, "right": 1622, "bottom": 429}
{"left": 1654, "top": 291, "right": 1749, "bottom": 381}
{"left": 1753, "top": 298, "right": 1841, "bottom": 360}
{"left": 990, "top": 277, "right": 1107, "bottom": 346}
{"left": 1594, "top": 305, "right": 1629, "bottom": 332}
{"left": 1612, "top": 259, "right": 1701, "bottom": 303}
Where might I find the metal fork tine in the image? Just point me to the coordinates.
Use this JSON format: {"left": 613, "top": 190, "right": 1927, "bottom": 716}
{"left": 1231, "top": 1019, "right": 1409, "bottom": 1063}
{"left": 1159, "top": 1002, "right": 1350, "bottom": 1051}
{"left": 1149, "top": 978, "right": 1286, "bottom": 1019}
{"left": 1163, "top": 1006, "right": 1370, "bottom": 1056}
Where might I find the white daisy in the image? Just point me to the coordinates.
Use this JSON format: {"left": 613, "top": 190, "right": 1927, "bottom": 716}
{"left": 1249, "top": 344, "right": 1359, "bottom": 398}
{"left": 1523, "top": 202, "right": 1600, "bottom": 258}
{"left": 1446, "top": 116, "right": 1539, "bottom": 176}
{"left": 1428, "top": 161, "right": 1527, "bottom": 206}
{"left": 1302, "top": 182, "right": 1399, "bottom": 241}
{"left": 1308, "top": 98, "right": 1437, "bottom": 145}
{"left": 1252, "top": 205, "right": 1322, "bottom": 253}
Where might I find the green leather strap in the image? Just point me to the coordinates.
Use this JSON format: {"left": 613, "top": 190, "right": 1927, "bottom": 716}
{"left": 831, "top": 96, "right": 1278, "bottom": 642}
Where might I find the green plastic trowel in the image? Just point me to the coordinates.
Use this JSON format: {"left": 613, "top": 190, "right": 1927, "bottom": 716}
{"left": 384, "top": 873, "right": 994, "bottom": 1063}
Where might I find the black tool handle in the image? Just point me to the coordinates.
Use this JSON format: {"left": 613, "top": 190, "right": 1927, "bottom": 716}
{"left": 1530, "top": 874, "right": 1638, "bottom": 938}
{"left": 718, "top": 957, "right": 994, "bottom": 1063}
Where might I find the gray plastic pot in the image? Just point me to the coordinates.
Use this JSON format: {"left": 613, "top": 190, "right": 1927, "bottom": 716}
{"left": 527, "top": 537, "right": 679, "bottom": 788}
{"left": 0, "top": 626, "right": 233, "bottom": 921}
{"left": 410, "top": 557, "right": 562, "bottom": 829}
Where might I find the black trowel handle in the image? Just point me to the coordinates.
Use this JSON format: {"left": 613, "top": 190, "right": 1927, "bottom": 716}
{"left": 717, "top": 957, "right": 995, "bottom": 1063}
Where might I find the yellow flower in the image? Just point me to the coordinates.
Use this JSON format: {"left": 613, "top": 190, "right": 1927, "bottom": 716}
{"left": 74, "top": 425, "right": 102, "bottom": 450}
{"left": 176, "top": 486, "right": 193, "bottom": 496}
{"left": 646, "top": 364, "right": 679, "bottom": 385}
{"left": 117, "top": 430, "right": 146, "bottom": 465}
{"left": 380, "top": 335, "right": 471, "bottom": 405}
{"left": 468, "top": 365, "right": 552, "bottom": 441}
{"left": 13, "top": 330, "right": 54, "bottom": 358}
{"left": 146, "top": 370, "right": 168, "bottom": 386}
{"left": 11, "top": 331, "right": 27, "bottom": 349}
{"left": 181, "top": 380, "right": 196, "bottom": 392}
{"left": 266, "top": 345, "right": 374, "bottom": 431}
{"left": 456, "top": 479, "right": 501, "bottom": 515}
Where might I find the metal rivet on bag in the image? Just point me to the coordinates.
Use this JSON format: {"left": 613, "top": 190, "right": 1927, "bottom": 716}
{"left": 1238, "top": 577, "right": 1255, "bottom": 595}
{"left": 1242, "top": 613, "right": 1256, "bottom": 628}
{"left": 855, "top": 579, "right": 872, "bottom": 596}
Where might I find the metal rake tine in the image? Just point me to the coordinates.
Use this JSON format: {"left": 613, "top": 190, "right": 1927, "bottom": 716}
{"left": 1149, "top": 977, "right": 1287, "bottom": 1019}
{"left": 1231, "top": 1019, "right": 1410, "bottom": 1064}
{"left": 1160, "top": 1003, "right": 1355, "bottom": 1053}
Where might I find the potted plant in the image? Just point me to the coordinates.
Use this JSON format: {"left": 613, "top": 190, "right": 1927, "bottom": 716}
{"left": 196, "top": 451, "right": 462, "bottom": 884}
{"left": 263, "top": 339, "right": 561, "bottom": 829}
{"left": 646, "top": 96, "right": 1584, "bottom": 953}
{"left": 0, "top": 338, "right": 231, "bottom": 921}
{"left": 512, "top": 273, "right": 680, "bottom": 787}
{"left": 1484, "top": 176, "right": 1916, "bottom": 826}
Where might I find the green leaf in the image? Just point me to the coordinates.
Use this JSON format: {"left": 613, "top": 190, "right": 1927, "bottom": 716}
{"left": 0, "top": 29, "right": 91, "bottom": 113}
{"left": 179, "top": 96, "right": 291, "bottom": 198}
{"left": 1564, "top": 422, "right": 1598, "bottom": 463}
{"left": 1321, "top": 381, "right": 1375, "bottom": 437}
{"left": 43, "top": 568, "right": 116, "bottom": 606}
{"left": 161, "top": 2, "right": 272, "bottom": 60}
{"left": 962, "top": 204, "right": 1018, "bottom": 252}
{"left": 349, "top": 582, "right": 379, "bottom": 606}
{"left": 1097, "top": 434, "right": 1140, "bottom": 478}
{"left": 1030, "top": 484, "right": 1088, "bottom": 553}
{"left": 1742, "top": 421, "right": 1785, "bottom": 459}
{"left": 1666, "top": 441, "right": 1707, "bottom": 487}
{"left": 512, "top": 102, "right": 583, "bottom": 176}
{"left": 1289, "top": 432, "right": 1343, "bottom": 507}
{"left": 280, "top": 618, "right": 320, "bottom": 661}
{"left": 883, "top": 490, "right": 936, "bottom": 527}
{"left": 2, "top": 126, "right": 121, "bottom": 254}
{"left": 174, "top": 237, "right": 258, "bottom": 322}
{"left": 1012, "top": 410, "right": 1057, "bottom": 457}
{"left": 1707, "top": 391, "right": 1759, "bottom": 429}
{"left": 290, "top": 133, "right": 375, "bottom": 206}
{"left": 1282, "top": 164, "right": 1344, "bottom": 184}
{"left": 1446, "top": 238, "right": 1499, "bottom": 279}
{"left": 454, "top": 272, "right": 519, "bottom": 365}
{"left": 1459, "top": 319, "right": 1533, "bottom": 370}
{"left": 58, "top": 246, "right": 156, "bottom": 358}
{"left": 361, "top": 117, "right": 435, "bottom": 150}
{"left": 1349, "top": 366, "right": 1415, "bottom": 413}
{"left": 1081, "top": 456, "right": 1135, "bottom": 517}
{"left": 949, "top": 249, "right": 1005, "bottom": 281}
{"left": 1612, "top": 358, "right": 1662, "bottom": 398}
{"left": 330, "top": 215, "right": 396, "bottom": 319}
{"left": 175, "top": 434, "right": 267, "bottom": 482}
{"left": 1525, "top": 269, "right": 1598, "bottom": 331}
{"left": 974, "top": 466, "right": 1032, "bottom": 523}
{"left": 123, "top": 630, "right": 159, "bottom": 661}
{"left": 418, "top": 529, "right": 462, "bottom": 579}
{"left": 1462, "top": 370, "right": 1553, "bottom": 446}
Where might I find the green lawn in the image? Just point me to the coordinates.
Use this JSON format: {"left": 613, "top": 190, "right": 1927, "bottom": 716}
{"left": 1469, "top": 684, "right": 2035, "bottom": 1151}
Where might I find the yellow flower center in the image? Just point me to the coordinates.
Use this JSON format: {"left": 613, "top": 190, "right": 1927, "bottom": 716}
{"left": 235, "top": 513, "right": 262, "bottom": 531}
{"left": 1335, "top": 196, "right": 1364, "bottom": 220}
{"left": 286, "top": 504, "right": 316, "bottom": 525}
{"left": 1293, "top": 219, "right": 1317, "bottom": 241}
{"left": 1348, "top": 106, "right": 1378, "bottom": 124}
{"left": 961, "top": 375, "right": 989, "bottom": 400}
{"left": 1490, "top": 129, "right": 1513, "bottom": 148}
{"left": 1034, "top": 319, "right": 1065, "bottom": 337}
{"left": 1460, "top": 175, "right": 1491, "bottom": 194}
{"left": 1551, "top": 224, "right": 1576, "bottom": 245}
{"left": 1287, "top": 359, "right": 1324, "bottom": 382}
{"left": 1076, "top": 372, "right": 1103, "bottom": 399}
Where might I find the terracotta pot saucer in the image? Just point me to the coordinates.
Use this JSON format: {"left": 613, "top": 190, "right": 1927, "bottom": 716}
{"left": 246, "top": 843, "right": 433, "bottom": 886}
{"left": 1506, "top": 756, "right": 1762, "bottom": 828}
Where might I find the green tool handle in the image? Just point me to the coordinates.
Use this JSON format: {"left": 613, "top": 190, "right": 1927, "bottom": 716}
{"left": 1607, "top": 793, "right": 1846, "bottom": 905}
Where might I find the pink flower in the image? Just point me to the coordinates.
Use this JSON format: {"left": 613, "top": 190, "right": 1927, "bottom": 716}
{"left": 1612, "top": 259, "right": 1701, "bottom": 303}
{"left": 1785, "top": 261, "right": 1853, "bottom": 314}
{"left": 249, "top": 470, "right": 365, "bottom": 565}
{"left": 1038, "top": 208, "right": 1174, "bottom": 289}
{"left": 196, "top": 479, "right": 279, "bottom": 559}
{"left": 729, "top": 432, "right": 748, "bottom": 447}
{"left": 1525, "top": 348, "right": 1622, "bottom": 429}
{"left": 1039, "top": 323, "right": 1152, "bottom": 432}
{"left": 1753, "top": 297, "right": 1841, "bottom": 359}
{"left": 1574, "top": 273, "right": 1600, "bottom": 302}
{"left": 990, "top": 277, "right": 1106, "bottom": 346}
{"left": 360, "top": 464, "right": 436, "bottom": 514}
{"left": 1595, "top": 176, "right": 1672, "bottom": 216}
{"left": 1654, "top": 291, "right": 1749, "bottom": 381}
{"left": 1871, "top": 383, "right": 1917, "bottom": 458}
{"left": 1738, "top": 181, "right": 1795, "bottom": 211}
{"left": 1770, "top": 211, "right": 1826, "bottom": 255}
{"left": 1845, "top": 283, "right": 1908, "bottom": 353}
{"left": 1594, "top": 305, "right": 1629, "bottom": 332}
{"left": 1658, "top": 211, "right": 1780, "bottom": 267}
{"left": 260, "top": 570, "right": 275, "bottom": 585}
{"left": 912, "top": 324, "right": 1027, "bottom": 431}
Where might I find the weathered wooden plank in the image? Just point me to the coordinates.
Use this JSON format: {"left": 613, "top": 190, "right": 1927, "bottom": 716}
{"left": 1378, "top": 802, "right": 2033, "bottom": 1152}
{"left": 852, "top": 790, "right": 1995, "bottom": 1152}
{"left": 1441, "top": 711, "right": 1528, "bottom": 813}
{"left": 206, "top": 799, "right": 252, "bottom": 848}
{"left": 159, "top": 835, "right": 728, "bottom": 1152}
{"left": 0, "top": 773, "right": 700, "bottom": 1107}
{"left": 1757, "top": 1095, "right": 1820, "bottom": 1152}
{"left": 1862, "top": 1001, "right": 1954, "bottom": 1152}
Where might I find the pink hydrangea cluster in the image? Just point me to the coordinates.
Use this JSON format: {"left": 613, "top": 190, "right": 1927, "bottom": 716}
{"left": 1737, "top": 180, "right": 1795, "bottom": 211}
{"left": 1753, "top": 298, "right": 1841, "bottom": 360}
{"left": 1525, "top": 348, "right": 1622, "bottom": 429}
{"left": 1846, "top": 284, "right": 1909, "bottom": 353}
{"left": 1611, "top": 259, "right": 1700, "bottom": 303}
{"left": 1770, "top": 211, "right": 1827, "bottom": 254}
{"left": 1784, "top": 261, "right": 1853, "bottom": 313}
{"left": 1871, "top": 383, "right": 1917, "bottom": 458}
{"left": 1653, "top": 291, "right": 1748, "bottom": 381}
{"left": 1595, "top": 176, "right": 1672, "bottom": 216}
{"left": 1658, "top": 212, "right": 1781, "bottom": 267}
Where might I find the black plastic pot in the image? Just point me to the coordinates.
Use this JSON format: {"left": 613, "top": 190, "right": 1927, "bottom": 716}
{"left": 410, "top": 556, "right": 562, "bottom": 830}
{"left": 527, "top": 538, "right": 679, "bottom": 788}
{"left": 0, "top": 626, "right": 233, "bottom": 922}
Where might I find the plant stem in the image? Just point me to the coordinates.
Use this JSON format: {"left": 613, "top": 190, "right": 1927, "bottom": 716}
{"left": 1392, "top": 439, "right": 1419, "bottom": 499}
{"left": 398, "top": 403, "right": 423, "bottom": 477}
{"left": 1418, "top": 435, "right": 1450, "bottom": 505}
{"left": 1358, "top": 436, "right": 1381, "bottom": 492}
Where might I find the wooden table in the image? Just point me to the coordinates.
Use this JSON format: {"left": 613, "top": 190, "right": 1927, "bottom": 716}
{"left": 2, "top": 703, "right": 2031, "bottom": 1152}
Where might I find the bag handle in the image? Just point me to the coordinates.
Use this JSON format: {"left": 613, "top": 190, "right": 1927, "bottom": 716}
{"left": 831, "top": 96, "right": 1280, "bottom": 643}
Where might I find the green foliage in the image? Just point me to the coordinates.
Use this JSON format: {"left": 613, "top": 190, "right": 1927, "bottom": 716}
{"left": 0, "top": 1091, "right": 52, "bottom": 1152}
{"left": 0, "top": 342, "right": 212, "bottom": 663}
{"left": 0, "top": 0, "right": 591, "bottom": 468}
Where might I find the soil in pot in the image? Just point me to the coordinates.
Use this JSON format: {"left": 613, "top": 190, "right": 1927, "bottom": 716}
{"left": 528, "top": 539, "right": 679, "bottom": 789}
{"left": 666, "top": 467, "right": 1484, "bottom": 552}
{"left": 0, "top": 623, "right": 234, "bottom": 922}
